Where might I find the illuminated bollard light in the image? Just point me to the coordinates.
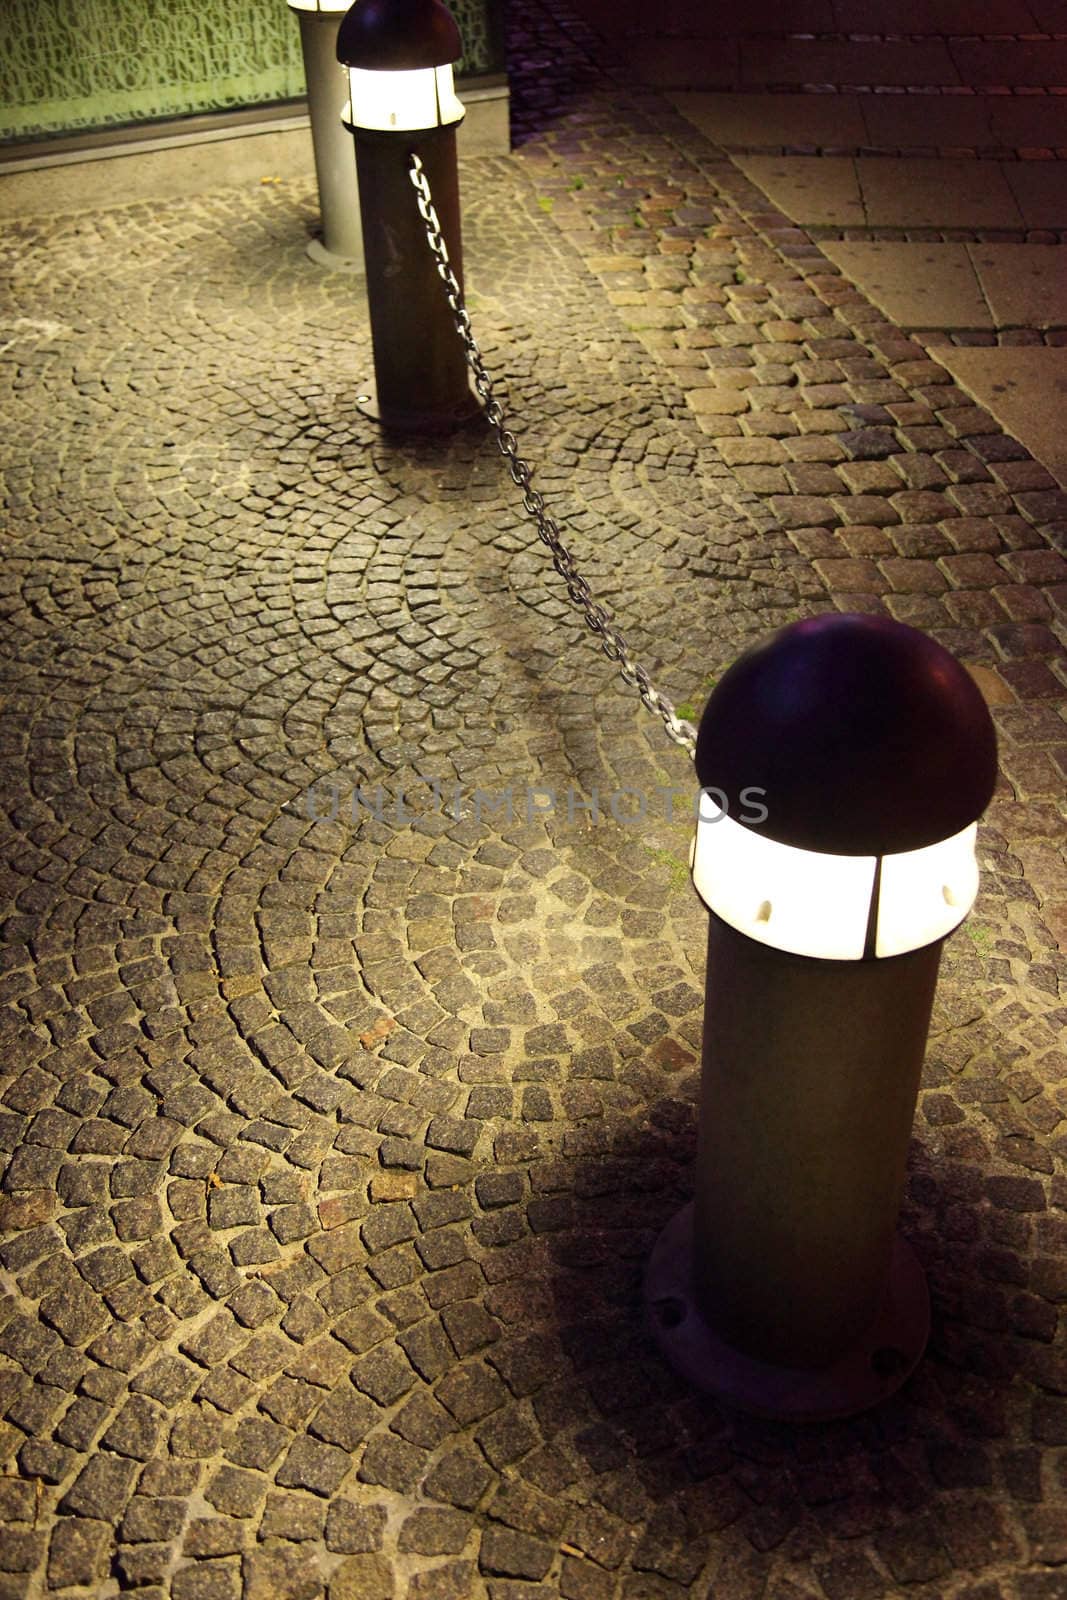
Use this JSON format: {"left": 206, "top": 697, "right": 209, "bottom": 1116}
{"left": 288, "top": 0, "right": 365, "bottom": 268}
{"left": 337, "top": 0, "right": 480, "bottom": 432}
{"left": 645, "top": 614, "right": 999, "bottom": 1420}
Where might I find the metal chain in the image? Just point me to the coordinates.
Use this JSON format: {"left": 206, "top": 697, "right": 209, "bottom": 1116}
{"left": 408, "top": 153, "right": 697, "bottom": 760}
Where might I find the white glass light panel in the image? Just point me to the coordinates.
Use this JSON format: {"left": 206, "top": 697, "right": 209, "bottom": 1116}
{"left": 692, "top": 794, "right": 877, "bottom": 961}
{"left": 346, "top": 64, "right": 464, "bottom": 130}
{"left": 875, "top": 823, "right": 979, "bottom": 958}
{"left": 692, "top": 798, "right": 982, "bottom": 961}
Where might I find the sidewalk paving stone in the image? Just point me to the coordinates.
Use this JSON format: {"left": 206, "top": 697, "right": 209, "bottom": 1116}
{"left": 669, "top": 92, "right": 867, "bottom": 152}
{"left": 739, "top": 37, "right": 963, "bottom": 90}
{"left": 1002, "top": 161, "right": 1067, "bottom": 232}
{"left": 821, "top": 241, "right": 994, "bottom": 329}
{"left": 569, "top": 0, "right": 838, "bottom": 37}
{"left": 930, "top": 346, "right": 1067, "bottom": 488}
{"left": 734, "top": 155, "right": 868, "bottom": 226}
{"left": 970, "top": 243, "right": 1067, "bottom": 329}
{"left": 735, "top": 154, "right": 1048, "bottom": 232}
{"left": 833, "top": 0, "right": 1036, "bottom": 28}
{"left": 1030, "top": 0, "right": 1067, "bottom": 25}
{"left": 859, "top": 93, "right": 998, "bottom": 153}
{"left": 855, "top": 158, "right": 1026, "bottom": 231}
{"left": 625, "top": 38, "right": 741, "bottom": 90}
{"left": 949, "top": 38, "right": 1067, "bottom": 88}
{"left": 987, "top": 97, "right": 1067, "bottom": 150}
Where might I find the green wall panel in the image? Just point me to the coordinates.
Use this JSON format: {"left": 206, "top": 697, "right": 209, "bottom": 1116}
{"left": 1, "top": 0, "right": 502, "bottom": 143}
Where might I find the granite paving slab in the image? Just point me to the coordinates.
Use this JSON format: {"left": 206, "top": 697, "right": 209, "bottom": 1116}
{"left": 629, "top": 37, "right": 741, "bottom": 90}
{"left": 970, "top": 243, "right": 1067, "bottom": 328}
{"left": 858, "top": 93, "right": 997, "bottom": 153}
{"left": 733, "top": 154, "right": 867, "bottom": 226}
{"left": 816, "top": 240, "right": 1067, "bottom": 341}
{"left": 832, "top": 0, "right": 1040, "bottom": 28}
{"left": 734, "top": 155, "right": 1035, "bottom": 231}
{"left": 738, "top": 37, "right": 962, "bottom": 90}
{"left": 820, "top": 241, "right": 993, "bottom": 329}
{"left": 1028, "top": 0, "right": 1067, "bottom": 27}
{"left": 559, "top": 0, "right": 839, "bottom": 36}
{"left": 668, "top": 91, "right": 867, "bottom": 152}
{"left": 673, "top": 90, "right": 1067, "bottom": 162}
{"left": 855, "top": 157, "right": 1026, "bottom": 230}
{"left": 948, "top": 38, "right": 1067, "bottom": 89}
{"left": 931, "top": 345, "right": 1067, "bottom": 488}
{"left": 986, "top": 97, "right": 1067, "bottom": 152}
{"left": 1002, "top": 161, "right": 1067, "bottom": 231}
{"left": 675, "top": 90, "right": 1067, "bottom": 163}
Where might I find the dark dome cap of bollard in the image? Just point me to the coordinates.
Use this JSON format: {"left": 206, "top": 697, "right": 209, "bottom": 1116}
{"left": 695, "top": 613, "right": 998, "bottom": 856}
{"left": 337, "top": 0, "right": 462, "bottom": 70}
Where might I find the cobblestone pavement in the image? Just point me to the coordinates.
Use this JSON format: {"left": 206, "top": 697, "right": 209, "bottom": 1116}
{"left": 561, "top": 0, "right": 1067, "bottom": 487}
{"left": 1, "top": 4, "right": 1066, "bottom": 1598}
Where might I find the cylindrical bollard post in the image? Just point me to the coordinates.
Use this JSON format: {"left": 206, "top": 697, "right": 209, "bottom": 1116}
{"left": 337, "top": 0, "right": 480, "bottom": 433}
{"left": 289, "top": 0, "right": 364, "bottom": 268}
{"left": 645, "top": 614, "right": 998, "bottom": 1420}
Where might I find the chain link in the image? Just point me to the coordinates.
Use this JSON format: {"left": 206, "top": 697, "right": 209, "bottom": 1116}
{"left": 408, "top": 153, "right": 697, "bottom": 760}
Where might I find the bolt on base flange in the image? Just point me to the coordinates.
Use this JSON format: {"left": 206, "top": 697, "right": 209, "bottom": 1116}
{"left": 645, "top": 1202, "right": 930, "bottom": 1423}
{"left": 354, "top": 379, "right": 484, "bottom": 436}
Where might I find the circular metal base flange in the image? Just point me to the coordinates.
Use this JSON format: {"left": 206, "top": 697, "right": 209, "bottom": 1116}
{"left": 354, "top": 380, "right": 485, "bottom": 436}
{"left": 305, "top": 237, "right": 365, "bottom": 273}
{"left": 644, "top": 1202, "right": 930, "bottom": 1422}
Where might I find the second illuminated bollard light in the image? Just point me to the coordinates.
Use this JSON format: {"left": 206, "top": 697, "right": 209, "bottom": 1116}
{"left": 288, "top": 0, "right": 364, "bottom": 269}
{"left": 337, "top": 0, "right": 479, "bottom": 432}
{"left": 645, "top": 614, "right": 998, "bottom": 1420}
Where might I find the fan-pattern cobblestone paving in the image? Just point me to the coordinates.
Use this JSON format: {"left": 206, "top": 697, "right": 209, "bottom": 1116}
{"left": 0, "top": 3, "right": 1065, "bottom": 1597}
